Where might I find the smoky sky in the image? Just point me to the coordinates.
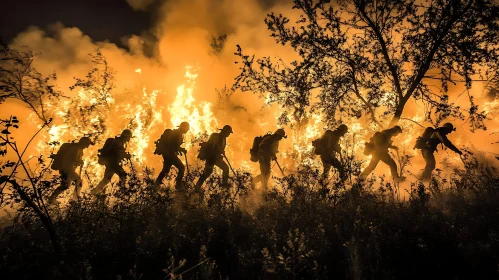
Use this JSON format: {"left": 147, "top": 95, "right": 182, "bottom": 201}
{"left": 1, "top": 0, "right": 152, "bottom": 46}
{"left": 0, "top": 0, "right": 286, "bottom": 47}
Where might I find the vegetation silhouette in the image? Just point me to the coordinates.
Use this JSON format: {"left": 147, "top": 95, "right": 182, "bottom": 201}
{"left": 233, "top": 0, "right": 498, "bottom": 130}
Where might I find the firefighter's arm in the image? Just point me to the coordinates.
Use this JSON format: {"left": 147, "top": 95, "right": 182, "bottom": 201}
{"left": 270, "top": 141, "right": 279, "bottom": 155}
{"left": 70, "top": 149, "right": 84, "bottom": 165}
{"left": 123, "top": 151, "right": 132, "bottom": 159}
{"left": 440, "top": 134, "right": 462, "bottom": 154}
{"left": 372, "top": 134, "right": 383, "bottom": 148}
{"left": 334, "top": 143, "right": 341, "bottom": 153}
{"left": 389, "top": 144, "right": 399, "bottom": 151}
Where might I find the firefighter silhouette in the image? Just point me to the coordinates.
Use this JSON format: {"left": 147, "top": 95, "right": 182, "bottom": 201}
{"left": 92, "top": 129, "right": 133, "bottom": 195}
{"left": 313, "top": 124, "right": 348, "bottom": 181}
{"left": 252, "top": 128, "right": 286, "bottom": 189}
{"left": 361, "top": 126, "right": 404, "bottom": 182}
{"left": 194, "top": 125, "right": 233, "bottom": 190}
{"left": 48, "top": 136, "right": 93, "bottom": 203}
{"left": 416, "top": 123, "right": 462, "bottom": 182}
{"left": 154, "top": 122, "right": 190, "bottom": 191}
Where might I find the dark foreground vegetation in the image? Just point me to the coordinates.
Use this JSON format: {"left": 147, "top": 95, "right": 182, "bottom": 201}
{"left": 1, "top": 152, "right": 498, "bottom": 280}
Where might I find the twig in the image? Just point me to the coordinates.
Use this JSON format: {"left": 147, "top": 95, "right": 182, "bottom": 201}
{"left": 399, "top": 118, "right": 425, "bottom": 128}
{"left": 169, "top": 258, "right": 211, "bottom": 280}
{"left": 1, "top": 120, "right": 50, "bottom": 190}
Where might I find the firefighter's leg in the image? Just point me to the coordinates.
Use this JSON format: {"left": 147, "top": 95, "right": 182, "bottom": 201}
{"left": 155, "top": 156, "right": 173, "bottom": 187}
{"left": 170, "top": 156, "right": 185, "bottom": 190}
{"left": 330, "top": 156, "right": 346, "bottom": 181}
{"left": 360, "top": 155, "right": 380, "bottom": 179}
{"left": 379, "top": 152, "right": 402, "bottom": 181}
{"left": 215, "top": 158, "right": 230, "bottom": 186}
{"left": 195, "top": 161, "right": 215, "bottom": 190}
{"left": 320, "top": 155, "right": 332, "bottom": 180}
{"left": 49, "top": 171, "right": 71, "bottom": 203}
{"left": 116, "top": 165, "right": 127, "bottom": 188}
{"left": 252, "top": 174, "right": 262, "bottom": 188}
{"left": 421, "top": 149, "right": 436, "bottom": 182}
{"left": 92, "top": 166, "right": 115, "bottom": 195}
{"left": 260, "top": 157, "right": 271, "bottom": 190}
{"left": 66, "top": 168, "right": 82, "bottom": 200}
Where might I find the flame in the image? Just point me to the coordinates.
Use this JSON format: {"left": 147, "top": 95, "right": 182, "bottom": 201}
{"left": 168, "top": 66, "right": 218, "bottom": 150}
{"left": 28, "top": 57, "right": 493, "bottom": 193}
{"left": 34, "top": 65, "right": 224, "bottom": 189}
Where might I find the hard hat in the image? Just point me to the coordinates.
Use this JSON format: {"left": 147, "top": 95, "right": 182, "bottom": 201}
{"left": 337, "top": 124, "right": 348, "bottom": 133}
{"left": 121, "top": 129, "right": 133, "bottom": 138}
{"left": 392, "top": 125, "right": 402, "bottom": 133}
{"left": 274, "top": 128, "right": 286, "bottom": 138}
{"left": 79, "top": 136, "right": 94, "bottom": 146}
{"left": 442, "top": 123, "right": 454, "bottom": 131}
{"left": 178, "top": 122, "right": 190, "bottom": 131}
{"left": 220, "top": 125, "right": 233, "bottom": 134}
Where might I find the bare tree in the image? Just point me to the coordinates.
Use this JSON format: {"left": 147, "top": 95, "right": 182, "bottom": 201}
{"left": 233, "top": 0, "right": 499, "bottom": 130}
{"left": 0, "top": 42, "right": 62, "bottom": 124}
{"left": 0, "top": 42, "right": 62, "bottom": 252}
{"left": 0, "top": 116, "right": 60, "bottom": 253}
{"left": 63, "top": 49, "right": 117, "bottom": 141}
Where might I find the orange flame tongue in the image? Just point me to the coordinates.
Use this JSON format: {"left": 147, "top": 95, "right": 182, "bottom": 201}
{"left": 168, "top": 66, "right": 218, "bottom": 150}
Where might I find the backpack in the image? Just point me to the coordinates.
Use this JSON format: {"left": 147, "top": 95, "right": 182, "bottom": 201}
{"left": 363, "top": 132, "right": 381, "bottom": 156}
{"left": 98, "top": 137, "right": 116, "bottom": 165}
{"left": 312, "top": 137, "right": 325, "bottom": 155}
{"left": 154, "top": 129, "right": 173, "bottom": 155}
{"left": 250, "top": 133, "right": 272, "bottom": 162}
{"left": 198, "top": 133, "right": 218, "bottom": 161}
{"left": 413, "top": 127, "right": 435, "bottom": 150}
{"left": 50, "top": 142, "right": 75, "bottom": 171}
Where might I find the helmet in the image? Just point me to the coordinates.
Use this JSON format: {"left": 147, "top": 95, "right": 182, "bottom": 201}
{"left": 442, "top": 123, "right": 454, "bottom": 131}
{"left": 337, "top": 124, "right": 348, "bottom": 133}
{"left": 78, "top": 136, "right": 93, "bottom": 146}
{"left": 220, "top": 125, "right": 233, "bottom": 134}
{"left": 392, "top": 125, "right": 402, "bottom": 133}
{"left": 121, "top": 129, "right": 133, "bottom": 138}
{"left": 274, "top": 128, "right": 286, "bottom": 138}
{"left": 178, "top": 122, "right": 190, "bottom": 131}
{"left": 324, "top": 129, "right": 334, "bottom": 136}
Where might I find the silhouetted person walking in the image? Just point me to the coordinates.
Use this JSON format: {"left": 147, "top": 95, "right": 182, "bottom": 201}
{"left": 92, "top": 129, "right": 133, "bottom": 195}
{"left": 195, "top": 125, "right": 233, "bottom": 191}
{"left": 419, "top": 123, "right": 462, "bottom": 182}
{"left": 313, "top": 124, "right": 348, "bottom": 181}
{"left": 48, "top": 137, "right": 93, "bottom": 203}
{"left": 154, "top": 122, "right": 190, "bottom": 190}
{"left": 253, "top": 128, "right": 286, "bottom": 190}
{"left": 361, "top": 126, "right": 404, "bottom": 182}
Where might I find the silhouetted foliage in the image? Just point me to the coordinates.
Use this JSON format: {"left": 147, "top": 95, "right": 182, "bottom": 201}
{"left": 62, "top": 49, "right": 117, "bottom": 142}
{"left": 0, "top": 116, "right": 60, "bottom": 253}
{"left": 233, "top": 0, "right": 499, "bottom": 129}
{"left": 486, "top": 71, "right": 499, "bottom": 100}
{"left": 0, "top": 42, "right": 62, "bottom": 123}
{"left": 1, "top": 152, "right": 498, "bottom": 279}
{"left": 210, "top": 34, "right": 228, "bottom": 56}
